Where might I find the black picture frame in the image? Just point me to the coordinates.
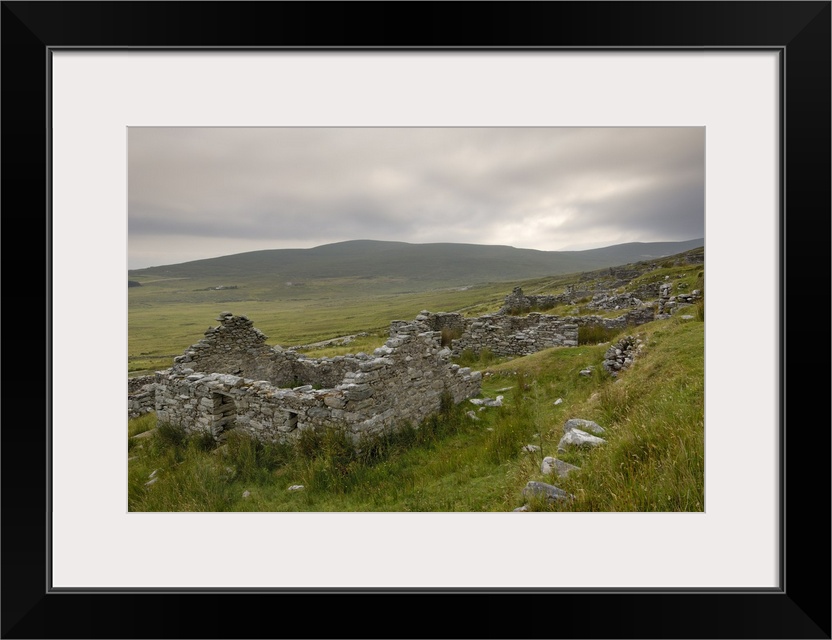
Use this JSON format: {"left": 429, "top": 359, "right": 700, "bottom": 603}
{"left": 2, "top": 2, "right": 829, "bottom": 638}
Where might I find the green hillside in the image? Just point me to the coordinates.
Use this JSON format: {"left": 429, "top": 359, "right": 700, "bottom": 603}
{"left": 129, "top": 238, "right": 704, "bottom": 288}
{"left": 128, "top": 240, "right": 704, "bottom": 375}
{"left": 128, "top": 246, "right": 704, "bottom": 512}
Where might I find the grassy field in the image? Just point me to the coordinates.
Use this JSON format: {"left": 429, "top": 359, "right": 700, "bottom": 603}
{"left": 128, "top": 313, "right": 703, "bottom": 512}
{"left": 129, "top": 275, "right": 529, "bottom": 375}
{"left": 128, "top": 249, "right": 704, "bottom": 375}
{"left": 128, "top": 246, "right": 704, "bottom": 511}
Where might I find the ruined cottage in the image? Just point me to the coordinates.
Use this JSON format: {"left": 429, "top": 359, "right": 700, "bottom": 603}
{"left": 129, "top": 267, "right": 701, "bottom": 446}
{"left": 137, "top": 312, "right": 482, "bottom": 447}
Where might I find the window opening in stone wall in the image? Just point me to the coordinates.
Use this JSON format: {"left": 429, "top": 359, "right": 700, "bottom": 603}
{"left": 212, "top": 392, "right": 237, "bottom": 432}
{"left": 286, "top": 411, "right": 298, "bottom": 431}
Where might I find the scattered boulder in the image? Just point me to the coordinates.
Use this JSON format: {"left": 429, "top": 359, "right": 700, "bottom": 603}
{"left": 522, "top": 481, "right": 574, "bottom": 502}
{"left": 466, "top": 410, "right": 480, "bottom": 421}
{"left": 242, "top": 490, "right": 251, "bottom": 499}
{"left": 564, "top": 418, "right": 605, "bottom": 435}
{"left": 522, "top": 444, "right": 541, "bottom": 453}
{"left": 540, "top": 456, "right": 581, "bottom": 477}
{"left": 470, "top": 395, "right": 503, "bottom": 407}
{"left": 553, "top": 398, "right": 563, "bottom": 405}
{"left": 287, "top": 485, "right": 304, "bottom": 492}
{"left": 557, "top": 429, "right": 606, "bottom": 451}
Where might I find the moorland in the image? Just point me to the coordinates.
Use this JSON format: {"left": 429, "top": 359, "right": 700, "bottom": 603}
{"left": 128, "top": 239, "right": 704, "bottom": 512}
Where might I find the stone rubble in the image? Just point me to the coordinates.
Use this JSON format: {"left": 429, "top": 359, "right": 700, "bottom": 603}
{"left": 602, "top": 335, "right": 644, "bottom": 376}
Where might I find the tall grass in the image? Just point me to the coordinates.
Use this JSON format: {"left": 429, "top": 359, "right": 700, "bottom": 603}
{"left": 455, "top": 347, "right": 500, "bottom": 368}
{"left": 127, "top": 412, "right": 157, "bottom": 438}
{"left": 128, "top": 318, "right": 703, "bottom": 512}
{"left": 440, "top": 326, "right": 463, "bottom": 347}
{"left": 547, "top": 322, "right": 704, "bottom": 511}
{"left": 577, "top": 324, "right": 623, "bottom": 345}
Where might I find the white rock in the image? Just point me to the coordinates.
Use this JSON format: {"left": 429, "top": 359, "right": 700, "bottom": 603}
{"left": 541, "top": 456, "right": 581, "bottom": 477}
{"left": 557, "top": 429, "right": 607, "bottom": 451}
{"left": 563, "top": 418, "right": 605, "bottom": 434}
{"left": 522, "top": 481, "right": 574, "bottom": 502}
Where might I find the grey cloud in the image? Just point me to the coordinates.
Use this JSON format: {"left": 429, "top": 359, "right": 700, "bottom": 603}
{"left": 128, "top": 127, "right": 704, "bottom": 268}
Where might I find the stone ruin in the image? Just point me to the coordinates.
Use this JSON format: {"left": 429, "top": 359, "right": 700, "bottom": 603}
{"left": 602, "top": 335, "right": 645, "bottom": 376}
{"left": 129, "top": 264, "right": 702, "bottom": 446}
{"left": 129, "top": 312, "right": 482, "bottom": 447}
{"left": 402, "top": 292, "right": 658, "bottom": 360}
{"left": 499, "top": 279, "right": 701, "bottom": 318}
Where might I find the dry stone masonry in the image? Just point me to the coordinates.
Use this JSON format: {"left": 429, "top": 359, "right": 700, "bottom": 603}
{"left": 128, "top": 375, "right": 157, "bottom": 419}
{"left": 128, "top": 291, "right": 672, "bottom": 431}
{"left": 447, "top": 313, "right": 580, "bottom": 357}
{"left": 498, "top": 286, "right": 576, "bottom": 314}
{"left": 129, "top": 251, "right": 702, "bottom": 454}
{"left": 602, "top": 335, "right": 644, "bottom": 376}
{"left": 399, "top": 304, "right": 656, "bottom": 360}
{"left": 137, "top": 312, "right": 482, "bottom": 447}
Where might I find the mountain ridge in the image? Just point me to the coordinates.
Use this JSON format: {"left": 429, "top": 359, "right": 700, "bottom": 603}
{"left": 129, "top": 238, "right": 704, "bottom": 288}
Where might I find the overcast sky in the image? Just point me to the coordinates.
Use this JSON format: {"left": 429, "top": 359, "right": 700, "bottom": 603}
{"left": 128, "top": 127, "right": 704, "bottom": 270}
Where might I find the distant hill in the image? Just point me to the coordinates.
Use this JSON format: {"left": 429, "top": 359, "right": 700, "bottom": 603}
{"left": 128, "top": 238, "right": 704, "bottom": 288}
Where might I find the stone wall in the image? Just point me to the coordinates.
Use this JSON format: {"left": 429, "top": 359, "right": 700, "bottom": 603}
{"left": 172, "top": 312, "right": 365, "bottom": 390}
{"left": 566, "top": 308, "right": 658, "bottom": 330}
{"left": 583, "top": 291, "right": 645, "bottom": 311}
{"left": 497, "top": 286, "right": 585, "bottom": 315}
{"left": 128, "top": 375, "right": 156, "bottom": 418}
{"left": 448, "top": 313, "right": 579, "bottom": 357}
{"left": 153, "top": 314, "right": 482, "bottom": 446}
{"left": 602, "top": 335, "right": 644, "bottom": 376}
{"left": 134, "top": 265, "right": 703, "bottom": 443}
{"left": 399, "top": 309, "right": 658, "bottom": 359}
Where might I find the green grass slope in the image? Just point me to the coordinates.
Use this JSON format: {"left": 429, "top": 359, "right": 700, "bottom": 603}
{"left": 128, "top": 314, "right": 703, "bottom": 512}
{"left": 129, "top": 238, "right": 704, "bottom": 287}
{"left": 128, "top": 244, "right": 703, "bottom": 376}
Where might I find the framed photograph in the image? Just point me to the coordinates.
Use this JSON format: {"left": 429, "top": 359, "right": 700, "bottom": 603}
{"left": 3, "top": 2, "right": 829, "bottom": 638}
